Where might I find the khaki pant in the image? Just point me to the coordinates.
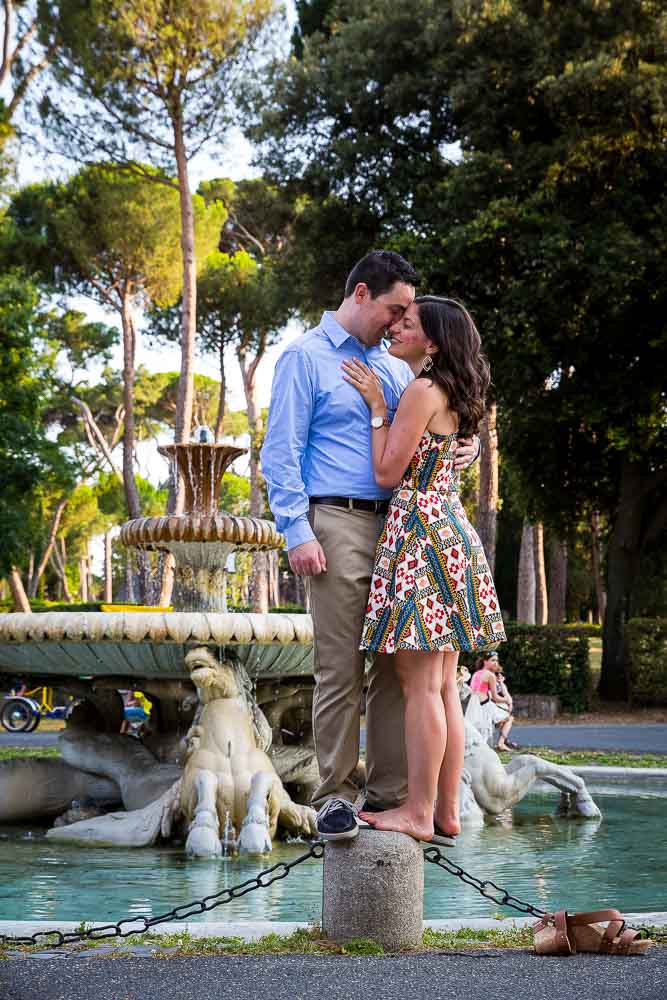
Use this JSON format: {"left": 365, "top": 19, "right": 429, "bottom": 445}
{"left": 307, "top": 503, "right": 407, "bottom": 811}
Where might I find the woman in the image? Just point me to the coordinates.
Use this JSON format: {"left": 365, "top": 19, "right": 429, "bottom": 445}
{"left": 341, "top": 296, "right": 506, "bottom": 845}
{"left": 470, "top": 652, "right": 518, "bottom": 751}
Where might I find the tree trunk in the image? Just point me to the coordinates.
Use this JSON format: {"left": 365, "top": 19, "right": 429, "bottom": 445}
{"left": 87, "top": 549, "right": 94, "bottom": 602}
{"left": 516, "top": 520, "right": 536, "bottom": 623}
{"left": 547, "top": 538, "right": 568, "bottom": 624}
{"left": 29, "top": 495, "right": 68, "bottom": 597}
{"left": 173, "top": 112, "right": 197, "bottom": 451}
{"left": 120, "top": 293, "right": 142, "bottom": 522}
{"left": 50, "top": 536, "right": 72, "bottom": 602}
{"left": 159, "top": 109, "right": 197, "bottom": 608}
{"left": 269, "top": 550, "right": 280, "bottom": 608}
{"left": 599, "top": 460, "right": 667, "bottom": 700}
{"left": 240, "top": 348, "right": 270, "bottom": 614}
{"left": 125, "top": 549, "right": 136, "bottom": 604}
{"left": 533, "top": 523, "right": 548, "bottom": 624}
{"left": 214, "top": 340, "right": 227, "bottom": 441}
{"left": 600, "top": 460, "right": 644, "bottom": 702}
{"left": 477, "top": 402, "right": 498, "bottom": 573}
{"left": 120, "top": 293, "right": 151, "bottom": 603}
{"left": 79, "top": 556, "right": 88, "bottom": 602}
{"left": 73, "top": 398, "right": 122, "bottom": 480}
{"left": 591, "top": 510, "right": 606, "bottom": 624}
{"left": 8, "top": 567, "right": 31, "bottom": 612}
{"left": 104, "top": 531, "right": 113, "bottom": 603}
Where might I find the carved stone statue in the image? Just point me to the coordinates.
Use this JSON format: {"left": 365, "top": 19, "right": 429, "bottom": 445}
{"left": 460, "top": 703, "right": 601, "bottom": 822}
{"left": 180, "top": 647, "right": 317, "bottom": 856}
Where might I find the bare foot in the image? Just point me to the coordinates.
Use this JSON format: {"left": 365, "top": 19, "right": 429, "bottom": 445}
{"left": 433, "top": 815, "right": 461, "bottom": 838}
{"left": 358, "top": 807, "right": 434, "bottom": 842}
{"left": 433, "top": 804, "right": 461, "bottom": 839}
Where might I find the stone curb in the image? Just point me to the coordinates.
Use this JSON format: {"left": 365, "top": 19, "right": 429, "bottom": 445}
{"left": 2, "top": 913, "right": 666, "bottom": 942}
{"left": 572, "top": 766, "right": 667, "bottom": 780}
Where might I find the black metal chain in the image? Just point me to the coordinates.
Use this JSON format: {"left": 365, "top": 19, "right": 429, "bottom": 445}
{"left": 423, "top": 846, "right": 548, "bottom": 919}
{"left": 0, "top": 842, "right": 325, "bottom": 950}
{"left": 424, "top": 846, "right": 667, "bottom": 942}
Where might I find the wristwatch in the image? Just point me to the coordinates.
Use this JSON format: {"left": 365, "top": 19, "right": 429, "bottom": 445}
{"left": 370, "top": 415, "right": 389, "bottom": 429}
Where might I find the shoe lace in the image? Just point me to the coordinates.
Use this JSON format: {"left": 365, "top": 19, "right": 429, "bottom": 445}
{"left": 317, "top": 797, "right": 355, "bottom": 821}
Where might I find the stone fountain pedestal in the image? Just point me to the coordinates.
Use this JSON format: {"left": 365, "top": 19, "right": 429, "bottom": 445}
{"left": 322, "top": 830, "right": 424, "bottom": 950}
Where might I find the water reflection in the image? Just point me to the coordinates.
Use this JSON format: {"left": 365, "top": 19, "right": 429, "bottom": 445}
{"left": 0, "top": 790, "right": 665, "bottom": 923}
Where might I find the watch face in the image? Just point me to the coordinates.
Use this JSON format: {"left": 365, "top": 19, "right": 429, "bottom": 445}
{"left": 371, "top": 416, "right": 384, "bottom": 428}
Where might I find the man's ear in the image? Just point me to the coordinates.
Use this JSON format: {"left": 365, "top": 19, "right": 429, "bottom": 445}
{"left": 354, "top": 282, "right": 369, "bottom": 305}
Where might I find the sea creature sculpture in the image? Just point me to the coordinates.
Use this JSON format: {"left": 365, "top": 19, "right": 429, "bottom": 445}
{"left": 180, "top": 647, "right": 317, "bottom": 856}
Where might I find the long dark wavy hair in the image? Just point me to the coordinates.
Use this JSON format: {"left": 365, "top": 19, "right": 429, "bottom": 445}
{"left": 414, "top": 296, "right": 491, "bottom": 437}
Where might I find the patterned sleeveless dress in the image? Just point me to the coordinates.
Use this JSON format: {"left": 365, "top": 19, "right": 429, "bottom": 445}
{"left": 360, "top": 431, "right": 506, "bottom": 654}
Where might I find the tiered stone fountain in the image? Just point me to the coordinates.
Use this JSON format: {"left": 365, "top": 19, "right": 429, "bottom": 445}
{"left": 0, "top": 429, "right": 319, "bottom": 854}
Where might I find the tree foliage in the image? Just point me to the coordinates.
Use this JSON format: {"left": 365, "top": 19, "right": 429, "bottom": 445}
{"left": 248, "top": 0, "right": 667, "bottom": 693}
{"left": 0, "top": 272, "right": 74, "bottom": 575}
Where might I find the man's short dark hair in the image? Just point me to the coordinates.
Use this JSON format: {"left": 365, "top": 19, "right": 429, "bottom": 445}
{"left": 344, "top": 250, "right": 419, "bottom": 299}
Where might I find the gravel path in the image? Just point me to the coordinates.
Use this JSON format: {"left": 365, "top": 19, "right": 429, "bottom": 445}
{"left": 3, "top": 949, "right": 666, "bottom": 1000}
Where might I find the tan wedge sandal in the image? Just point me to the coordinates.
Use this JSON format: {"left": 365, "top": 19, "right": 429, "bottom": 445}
{"left": 534, "top": 909, "right": 654, "bottom": 956}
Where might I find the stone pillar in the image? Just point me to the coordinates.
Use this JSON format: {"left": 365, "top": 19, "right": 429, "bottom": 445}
{"left": 322, "top": 830, "right": 423, "bottom": 950}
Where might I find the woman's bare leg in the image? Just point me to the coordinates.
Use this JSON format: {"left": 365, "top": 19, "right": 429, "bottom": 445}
{"left": 434, "top": 652, "right": 463, "bottom": 837}
{"left": 496, "top": 715, "right": 513, "bottom": 751}
{"left": 359, "top": 650, "right": 445, "bottom": 841}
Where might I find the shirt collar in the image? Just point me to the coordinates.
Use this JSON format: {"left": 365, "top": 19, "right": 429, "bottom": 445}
{"left": 320, "top": 311, "right": 352, "bottom": 348}
{"left": 319, "top": 311, "right": 389, "bottom": 358}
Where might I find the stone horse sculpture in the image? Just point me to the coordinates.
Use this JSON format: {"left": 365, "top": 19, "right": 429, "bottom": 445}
{"left": 180, "top": 647, "right": 317, "bottom": 856}
{"left": 460, "top": 714, "right": 601, "bottom": 824}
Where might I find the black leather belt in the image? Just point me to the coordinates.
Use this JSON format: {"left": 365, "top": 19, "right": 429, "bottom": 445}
{"left": 310, "top": 496, "right": 389, "bottom": 514}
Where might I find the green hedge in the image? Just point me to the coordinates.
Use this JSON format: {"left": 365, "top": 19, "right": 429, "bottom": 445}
{"left": 0, "top": 601, "right": 102, "bottom": 613}
{"left": 626, "top": 618, "right": 667, "bottom": 706}
{"left": 460, "top": 623, "right": 593, "bottom": 713}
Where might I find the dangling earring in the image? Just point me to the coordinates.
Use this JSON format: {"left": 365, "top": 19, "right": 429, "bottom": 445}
{"left": 422, "top": 355, "right": 434, "bottom": 373}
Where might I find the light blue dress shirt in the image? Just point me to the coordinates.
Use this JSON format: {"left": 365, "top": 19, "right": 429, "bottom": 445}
{"left": 261, "top": 311, "right": 414, "bottom": 550}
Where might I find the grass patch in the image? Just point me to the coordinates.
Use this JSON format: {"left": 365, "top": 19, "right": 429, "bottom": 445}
{"left": 0, "top": 926, "right": 525, "bottom": 958}
{"left": 422, "top": 926, "right": 533, "bottom": 950}
{"left": 0, "top": 747, "right": 61, "bottom": 761}
{"left": 498, "top": 748, "right": 667, "bottom": 768}
{"left": 2, "top": 923, "right": 664, "bottom": 959}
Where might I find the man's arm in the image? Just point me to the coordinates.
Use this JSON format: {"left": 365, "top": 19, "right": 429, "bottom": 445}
{"left": 260, "top": 349, "right": 327, "bottom": 576}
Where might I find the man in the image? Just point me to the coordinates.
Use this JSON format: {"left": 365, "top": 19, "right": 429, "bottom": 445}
{"left": 261, "top": 251, "right": 478, "bottom": 840}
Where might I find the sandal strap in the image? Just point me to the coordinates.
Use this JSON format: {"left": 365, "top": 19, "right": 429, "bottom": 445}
{"left": 534, "top": 910, "right": 573, "bottom": 954}
{"left": 602, "top": 927, "right": 640, "bottom": 955}
{"left": 567, "top": 909, "right": 623, "bottom": 926}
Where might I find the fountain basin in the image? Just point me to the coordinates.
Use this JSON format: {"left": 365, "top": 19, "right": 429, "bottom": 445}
{"left": 1, "top": 783, "right": 664, "bottom": 923}
{"left": 0, "top": 613, "right": 314, "bottom": 680}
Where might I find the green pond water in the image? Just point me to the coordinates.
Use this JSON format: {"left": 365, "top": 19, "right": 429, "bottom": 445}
{"left": 1, "top": 783, "right": 665, "bottom": 924}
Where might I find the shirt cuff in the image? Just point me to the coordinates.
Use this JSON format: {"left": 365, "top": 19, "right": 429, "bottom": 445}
{"left": 285, "top": 516, "right": 316, "bottom": 551}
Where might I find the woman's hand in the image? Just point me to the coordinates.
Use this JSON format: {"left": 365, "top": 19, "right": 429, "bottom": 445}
{"left": 341, "top": 358, "right": 387, "bottom": 415}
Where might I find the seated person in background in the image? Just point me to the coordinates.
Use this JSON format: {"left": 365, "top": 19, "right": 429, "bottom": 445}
{"left": 495, "top": 669, "right": 512, "bottom": 712}
{"left": 469, "top": 652, "right": 519, "bottom": 751}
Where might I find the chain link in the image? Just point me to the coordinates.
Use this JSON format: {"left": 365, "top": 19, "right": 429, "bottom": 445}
{"left": 0, "top": 842, "right": 325, "bottom": 950}
{"left": 424, "top": 846, "right": 549, "bottom": 920}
